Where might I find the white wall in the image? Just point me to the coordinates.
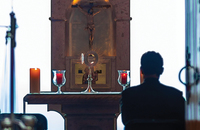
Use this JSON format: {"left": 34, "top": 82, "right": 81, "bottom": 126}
{"left": 0, "top": 0, "right": 185, "bottom": 130}
{"left": 118, "top": 0, "right": 185, "bottom": 129}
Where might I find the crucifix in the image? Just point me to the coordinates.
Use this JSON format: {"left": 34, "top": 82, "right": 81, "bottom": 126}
{"left": 72, "top": 1, "right": 111, "bottom": 50}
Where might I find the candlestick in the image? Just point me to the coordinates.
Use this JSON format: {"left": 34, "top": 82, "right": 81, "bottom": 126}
{"left": 30, "top": 68, "right": 40, "bottom": 93}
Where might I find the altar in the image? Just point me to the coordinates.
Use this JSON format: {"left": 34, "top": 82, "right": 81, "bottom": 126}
{"left": 24, "top": 0, "right": 130, "bottom": 129}
{"left": 23, "top": 92, "right": 121, "bottom": 130}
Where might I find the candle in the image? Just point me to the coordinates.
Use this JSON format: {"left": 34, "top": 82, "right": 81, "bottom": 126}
{"left": 30, "top": 68, "right": 40, "bottom": 93}
{"left": 121, "top": 73, "right": 127, "bottom": 84}
{"left": 140, "top": 69, "right": 144, "bottom": 84}
{"left": 56, "top": 73, "right": 63, "bottom": 85}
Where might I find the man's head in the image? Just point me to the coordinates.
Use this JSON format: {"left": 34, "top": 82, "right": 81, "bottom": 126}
{"left": 140, "top": 51, "right": 164, "bottom": 77}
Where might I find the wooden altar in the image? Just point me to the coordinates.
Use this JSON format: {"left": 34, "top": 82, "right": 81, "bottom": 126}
{"left": 23, "top": 92, "right": 121, "bottom": 130}
{"left": 24, "top": 0, "right": 130, "bottom": 129}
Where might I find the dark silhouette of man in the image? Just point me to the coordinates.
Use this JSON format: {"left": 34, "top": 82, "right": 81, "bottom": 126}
{"left": 121, "top": 51, "right": 185, "bottom": 130}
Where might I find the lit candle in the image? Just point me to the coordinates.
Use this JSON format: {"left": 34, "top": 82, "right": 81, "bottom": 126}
{"left": 30, "top": 68, "right": 40, "bottom": 93}
{"left": 140, "top": 69, "right": 144, "bottom": 84}
{"left": 121, "top": 73, "right": 127, "bottom": 84}
{"left": 56, "top": 73, "right": 63, "bottom": 85}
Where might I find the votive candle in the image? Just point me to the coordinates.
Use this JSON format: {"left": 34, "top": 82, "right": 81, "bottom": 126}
{"left": 121, "top": 73, "right": 127, "bottom": 84}
{"left": 56, "top": 73, "right": 63, "bottom": 85}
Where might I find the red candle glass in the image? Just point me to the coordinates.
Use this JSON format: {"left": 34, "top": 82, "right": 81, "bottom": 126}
{"left": 121, "top": 73, "right": 127, "bottom": 84}
{"left": 118, "top": 70, "right": 130, "bottom": 90}
{"left": 52, "top": 70, "right": 66, "bottom": 94}
{"left": 56, "top": 73, "right": 63, "bottom": 84}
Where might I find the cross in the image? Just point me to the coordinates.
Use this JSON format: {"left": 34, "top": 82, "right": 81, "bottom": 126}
{"left": 72, "top": 1, "right": 111, "bottom": 50}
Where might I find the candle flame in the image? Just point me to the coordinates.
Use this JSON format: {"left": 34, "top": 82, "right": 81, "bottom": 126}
{"left": 35, "top": 68, "right": 37, "bottom": 70}
{"left": 72, "top": 0, "right": 109, "bottom": 5}
{"left": 72, "top": 0, "right": 80, "bottom": 5}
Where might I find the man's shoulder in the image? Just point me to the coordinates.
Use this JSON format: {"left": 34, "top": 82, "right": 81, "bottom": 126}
{"left": 122, "top": 84, "right": 142, "bottom": 95}
{"left": 122, "top": 83, "right": 183, "bottom": 96}
{"left": 160, "top": 83, "right": 183, "bottom": 95}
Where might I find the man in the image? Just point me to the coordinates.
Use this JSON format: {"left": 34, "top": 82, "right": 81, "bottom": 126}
{"left": 121, "top": 51, "right": 185, "bottom": 130}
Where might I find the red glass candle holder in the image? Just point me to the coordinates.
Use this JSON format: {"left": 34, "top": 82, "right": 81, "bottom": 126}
{"left": 118, "top": 70, "right": 130, "bottom": 90}
{"left": 52, "top": 70, "right": 66, "bottom": 94}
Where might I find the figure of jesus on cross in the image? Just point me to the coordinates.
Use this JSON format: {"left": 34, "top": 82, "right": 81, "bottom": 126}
{"left": 72, "top": 0, "right": 111, "bottom": 50}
